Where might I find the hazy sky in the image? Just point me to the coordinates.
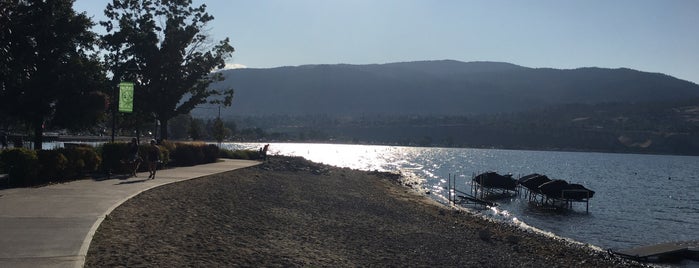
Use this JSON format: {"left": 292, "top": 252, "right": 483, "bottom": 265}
{"left": 74, "top": 0, "right": 699, "bottom": 84}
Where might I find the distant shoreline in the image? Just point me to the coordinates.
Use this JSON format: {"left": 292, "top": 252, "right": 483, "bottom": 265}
{"left": 37, "top": 137, "right": 699, "bottom": 157}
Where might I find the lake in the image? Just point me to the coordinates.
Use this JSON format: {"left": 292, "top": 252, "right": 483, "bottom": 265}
{"left": 223, "top": 142, "right": 699, "bottom": 254}
{"left": 43, "top": 140, "right": 699, "bottom": 263}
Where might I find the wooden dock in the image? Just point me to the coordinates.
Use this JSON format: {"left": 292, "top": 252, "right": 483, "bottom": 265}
{"left": 611, "top": 240, "right": 699, "bottom": 263}
{"left": 446, "top": 174, "right": 496, "bottom": 209}
{"left": 519, "top": 185, "right": 592, "bottom": 213}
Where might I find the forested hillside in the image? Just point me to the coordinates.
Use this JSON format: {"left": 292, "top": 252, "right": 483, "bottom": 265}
{"left": 197, "top": 60, "right": 699, "bottom": 118}
{"left": 189, "top": 60, "right": 699, "bottom": 155}
{"left": 215, "top": 99, "right": 699, "bottom": 155}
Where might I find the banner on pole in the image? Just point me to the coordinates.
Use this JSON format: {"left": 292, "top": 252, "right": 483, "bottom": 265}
{"left": 118, "top": 82, "right": 134, "bottom": 113}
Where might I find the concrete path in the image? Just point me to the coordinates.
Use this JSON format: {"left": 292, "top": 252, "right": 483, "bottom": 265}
{"left": 0, "top": 159, "right": 260, "bottom": 268}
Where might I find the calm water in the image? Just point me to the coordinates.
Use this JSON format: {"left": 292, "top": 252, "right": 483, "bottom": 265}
{"left": 224, "top": 142, "right": 699, "bottom": 253}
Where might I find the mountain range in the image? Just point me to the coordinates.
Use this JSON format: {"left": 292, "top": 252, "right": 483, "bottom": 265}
{"left": 196, "top": 60, "right": 699, "bottom": 118}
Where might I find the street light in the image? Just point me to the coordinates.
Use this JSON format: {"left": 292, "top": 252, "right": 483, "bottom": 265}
{"left": 111, "top": 60, "right": 139, "bottom": 143}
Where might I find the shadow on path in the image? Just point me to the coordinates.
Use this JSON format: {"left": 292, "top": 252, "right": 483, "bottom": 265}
{"left": 116, "top": 179, "right": 149, "bottom": 185}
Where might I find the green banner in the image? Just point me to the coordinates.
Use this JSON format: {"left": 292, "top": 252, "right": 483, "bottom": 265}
{"left": 118, "top": 82, "right": 134, "bottom": 113}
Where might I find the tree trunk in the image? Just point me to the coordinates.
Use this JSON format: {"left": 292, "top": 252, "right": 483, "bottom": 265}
{"left": 159, "top": 119, "right": 168, "bottom": 140}
{"left": 33, "top": 119, "right": 43, "bottom": 150}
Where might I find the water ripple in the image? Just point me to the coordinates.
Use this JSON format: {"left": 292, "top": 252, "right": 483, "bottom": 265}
{"left": 223, "top": 142, "right": 699, "bottom": 251}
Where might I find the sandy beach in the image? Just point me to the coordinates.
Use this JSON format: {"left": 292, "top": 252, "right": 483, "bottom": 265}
{"left": 85, "top": 156, "right": 642, "bottom": 267}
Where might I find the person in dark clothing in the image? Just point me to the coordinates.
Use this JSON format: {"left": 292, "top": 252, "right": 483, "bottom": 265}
{"left": 129, "top": 138, "right": 141, "bottom": 177}
{"left": 259, "top": 144, "right": 270, "bottom": 161}
{"left": 0, "top": 132, "right": 7, "bottom": 149}
{"left": 147, "top": 139, "right": 161, "bottom": 179}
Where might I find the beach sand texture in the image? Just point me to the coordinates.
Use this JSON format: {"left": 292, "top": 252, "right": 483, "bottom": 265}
{"left": 85, "top": 156, "right": 641, "bottom": 267}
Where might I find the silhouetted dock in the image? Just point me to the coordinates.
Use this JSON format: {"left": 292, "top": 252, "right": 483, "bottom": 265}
{"left": 446, "top": 174, "right": 496, "bottom": 209}
{"left": 517, "top": 174, "right": 594, "bottom": 213}
{"left": 610, "top": 240, "right": 699, "bottom": 263}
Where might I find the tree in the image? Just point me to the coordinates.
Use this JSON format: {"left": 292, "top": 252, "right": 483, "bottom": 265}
{"left": 100, "top": 0, "right": 235, "bottom": 140}
{"left": 188, "top": 118, "right": 204, "bottom": 140}
{"left": 0, "top": 0, "right": 108, "bottom": 149}
{"left": 212, "top": 117, "right": 229, "bottom": 144}
{"left": 168, "top": 113, "right": 193, "bottom": 140}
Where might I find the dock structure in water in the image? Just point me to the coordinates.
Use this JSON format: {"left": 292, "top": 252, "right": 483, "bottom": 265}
{"left": 471, "top": 171, "right": 519, "bottom": 199}
{"left": 446, "top": 174, "right": 496, "bottom": 209}
{"left": 444, "top": 172, "right": 594, "bottom": 212}
{"left": 610, "top": 240, "right": 699, "bottom": 263}
{"left": 517, "top": 174, "right": 594, "bottom": 213}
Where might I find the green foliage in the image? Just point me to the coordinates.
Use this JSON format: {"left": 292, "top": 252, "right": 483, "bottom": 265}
{"left": 57, "top": 147, "right": 102, "bottom": 178}
{"left": 100, "top": 141, "right": 169, "bottom": 174}
{"left": 212, "top": 117, "right": 229, "bottom": 143}
{"left": 189, "top": 118, "right": 204, "bottom": 140}
{"left": 159, "top": 140, "right": 177, "bottom": 154}
{"left": 38, "top": 150, "right": 69, "bottom": 182}
{"left": 101, "top": 0, "right": 235, "bottom": 139}
{"left": 101, "top": 140, "right": 215, "bottom": 175}
{"left": 0, "top": 148, "right": 38, "bottom": 187}
{"left": 170, "top": 143, "right": 205, "bottom": 167}
{"left": 53, "top": 91, "right": 109, "bottom": 130}
{"left": 202, "top": 144, "right": 219, "bottom": 164}
{"left": 168, "top": 114, "right": 193, "bottom": 140}
{"left": 139, "top": 143, "right": 170, "bottom": 168}
{"left": 219, "top": 149, "right": 261, "bottom": 160}
{"left": 99, "top": 142, "right": 131, "bottom": 174}
{"left": 2, "top": 146, "right": 103, "bottom": 187}
{"left": 0, "top": 0, "right": 107, "bottom": 150}
{"left": 169, "top": 142, "right": 219, "bottom": 166}
{"left": 0, "top": 140, "right": 220, "bottom": 187}
{"left": 159, "top": 146, "right": 170, "bottom": 167}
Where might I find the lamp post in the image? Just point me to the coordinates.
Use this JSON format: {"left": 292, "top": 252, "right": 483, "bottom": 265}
{"left": 111, "top": 84, "right": 116, "bottom": 143}
{"left": 111, "top": 60, "right": 139, "bottom": 143}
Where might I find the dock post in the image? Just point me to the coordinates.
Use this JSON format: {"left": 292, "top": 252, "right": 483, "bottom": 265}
{"left": 586, "top": 199, "right": 589, "bottom": 213}
{"left": 448, "top": 173, "right": 452, "bottom": 205}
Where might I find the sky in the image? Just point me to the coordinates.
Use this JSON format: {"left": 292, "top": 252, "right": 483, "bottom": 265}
{"left": 73, "top": 0, "right": 699, "bottom": 84}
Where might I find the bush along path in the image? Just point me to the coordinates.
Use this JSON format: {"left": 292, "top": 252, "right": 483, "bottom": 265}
{"left": 0, "top": 141, "right": 263, "bottom": 189}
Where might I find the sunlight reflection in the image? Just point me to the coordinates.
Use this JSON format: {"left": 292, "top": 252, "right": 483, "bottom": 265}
{"left": 222, "top": 142, "right": 699, "bottom": 251}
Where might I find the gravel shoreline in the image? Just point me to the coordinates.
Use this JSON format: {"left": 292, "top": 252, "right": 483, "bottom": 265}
{"left": 85, "top": 156, "right": 643, "bottom": 267}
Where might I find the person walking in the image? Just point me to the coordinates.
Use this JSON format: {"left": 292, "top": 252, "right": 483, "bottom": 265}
{"left": 129, "top": 137, "right": 141, "bottom": 177}
{"left": 147, "top": 139, "right": 161, "bottom": 179}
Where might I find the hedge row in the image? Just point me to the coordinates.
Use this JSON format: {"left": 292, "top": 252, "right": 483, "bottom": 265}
{"left": 100, "top": 142, "right": 171, "bottom": 174}
{"left": 219, "top": 148, "right": 264, "bottom": 160}
{"left": 165, "top": 142, "right": 215, "bottom": 166}
{"left": 0, "top": 142, "right": 263, "bottom": 188}
{"left": 0, "top": 146, "right": 101, "bottom": 187}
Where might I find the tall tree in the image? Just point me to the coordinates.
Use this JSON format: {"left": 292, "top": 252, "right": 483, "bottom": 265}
{"left": 100, "top": 0, "right": 235, "bottom": 140}
{"left": 212, "top": 117, "right": 229, "bottom": 144}
{"left": 0, "top": 0, "right": 108, "bottom": 149}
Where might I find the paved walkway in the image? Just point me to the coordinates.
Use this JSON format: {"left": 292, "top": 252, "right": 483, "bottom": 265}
{"left": 0, "top": 159, "right": 260, "bottom": 268}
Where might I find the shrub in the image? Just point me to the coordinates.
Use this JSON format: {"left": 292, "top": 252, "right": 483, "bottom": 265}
{"left": 202, "top": 144, "right": 219, "bottom": 163}
{"left": 139, "top": 143, "right": 170, "bottom": 168}
{"left": 58, "top": 147, "right": 101, "bottom": 178}
{"left": 220, "top": 148, "right": 261, "bottom": 160}
{"left": 0, "top": 148, "right": 39, "bottom": 187}
{"left": 99, "top": 142, "right": 131, "bottom": 174}
{"left": 170, "top": 142, "right": 203, "bottom": 166}
{"left": 158, "top": 146, "right": 170, "bottom": 166}
{"left": 38, "top": 150, "right": 69, "bottom": 182}
{"left": 159, "top": 140, "right": 177, "bottom": 154}
{"left": 168, "top": 142, "right": 219, "bottom": 166}
{"left": 100, "top": 140, "right": 215, "bottom": 173}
